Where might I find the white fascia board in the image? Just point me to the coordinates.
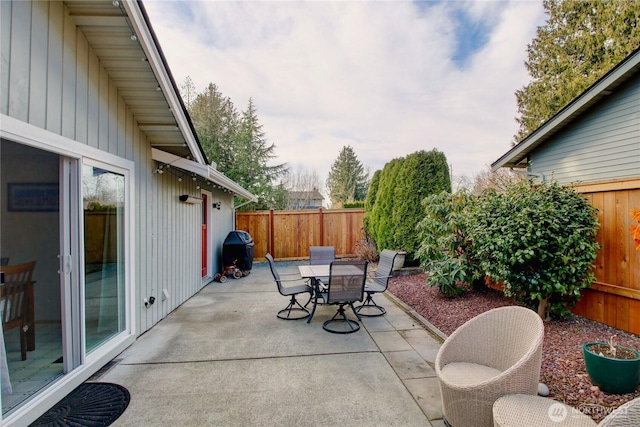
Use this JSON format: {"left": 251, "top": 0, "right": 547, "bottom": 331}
{"left": 208, "top": 168, "right": 258, "bottom": 202}
{"left": 123, "top": 1, "right": 205, "bottom": 165}
{"left": 152, "top": 148, "right": 257, "bottom": 201}
{"left": 152, "top": 148, "right": 209, "bottom": 177}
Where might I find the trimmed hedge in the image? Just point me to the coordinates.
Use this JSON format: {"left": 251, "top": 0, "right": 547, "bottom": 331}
{"left": 364, "top": 149, "right": 451, "bottom": 264}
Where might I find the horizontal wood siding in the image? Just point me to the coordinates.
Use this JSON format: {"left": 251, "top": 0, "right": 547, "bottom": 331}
{"left": 1, "top": 1, "right": 212, "bottom": 335}
{"left": 236, "top": 209, "right": 365, "bottom": 260}
{"left": 572, "top": 180, "right": 640, "bottom": 334}
{"left": 530, "top": 77, "right": 640, "bottom": 185}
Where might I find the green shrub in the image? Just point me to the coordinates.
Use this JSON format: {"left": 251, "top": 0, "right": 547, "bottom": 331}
{"left": 364, "top": 150, "right": 451, "bottom": 264}
{"left": 468, "top": 179, "right": 599, "bottom": 319}
{"left": 416, "top": 191, "right": 484, "bottom": 295}
{"left": 342, "top": 201, "right": 365, "bottom": 208}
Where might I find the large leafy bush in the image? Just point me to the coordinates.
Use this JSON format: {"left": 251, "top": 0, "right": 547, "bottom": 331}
{"left": 416, "top": 191, "right": 483, "bottom": 295}
{"left": 468, "top": 179, "right": 599, "bottom": 319}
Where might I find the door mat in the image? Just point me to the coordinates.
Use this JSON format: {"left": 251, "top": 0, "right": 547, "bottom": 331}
{"left": 30, "top": 382, "right": 130, "bottom": 427}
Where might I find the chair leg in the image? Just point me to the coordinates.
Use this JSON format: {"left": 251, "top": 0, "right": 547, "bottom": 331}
{"left": 20, "top": 324, "right": 28, "bottom": 361}
{"left": 277, "top": 294, "right": 310, "bottom": 320}
{"left": 354, "top": 292, "right": 386, "bottom": 317}
{"left": 322, "top": 304, "right": 360, "bottom": 334}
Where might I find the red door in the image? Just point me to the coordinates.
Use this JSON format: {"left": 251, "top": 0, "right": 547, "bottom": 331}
{"left": 201, "top": 193, "right": 207, "bottom": 277}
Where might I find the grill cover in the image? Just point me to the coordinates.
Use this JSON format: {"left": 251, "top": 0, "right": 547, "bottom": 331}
{"left": 222, "top": 231, "right": 254, "bottom": 272}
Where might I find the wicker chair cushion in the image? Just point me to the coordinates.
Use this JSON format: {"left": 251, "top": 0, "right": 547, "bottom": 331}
{"left": 493, "top": 394, "right": 596, "bottom": 427}
{"left": 441, "top": 362, "right": 502, "bottom": 386}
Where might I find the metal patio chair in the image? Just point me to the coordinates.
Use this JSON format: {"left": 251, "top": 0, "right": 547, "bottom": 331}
{"left": 355, "top": 249, "right": 397, "bottom": 317}
{"left": 320, "top": 260, "right": 368, "bottom": 334}
{"left": 309, "top": 246, "right": 335, "bottom": 265}
{"left": 266, "top": 253, "right": 312, "bottom": 320}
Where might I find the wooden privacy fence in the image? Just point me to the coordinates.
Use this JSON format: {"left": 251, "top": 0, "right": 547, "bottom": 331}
{"left": 235, "top": 208, "right": 365, "bottom": 260}
{"left": 571, "top": 179, "right": 640, "bottom": 335}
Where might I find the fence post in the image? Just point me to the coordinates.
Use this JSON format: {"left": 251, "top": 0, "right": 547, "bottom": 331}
{"left": 318, "top": 207, "right": 324, "bottom": 246}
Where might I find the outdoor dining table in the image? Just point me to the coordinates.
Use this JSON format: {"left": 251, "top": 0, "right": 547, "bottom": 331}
{"left": 298, "top": 264, "right": 329, "bottom": 323}
{"left": 298, "top": 263, "right": 366, "bottom": 324}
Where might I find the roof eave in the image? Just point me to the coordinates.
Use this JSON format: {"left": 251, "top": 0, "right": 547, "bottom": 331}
{"left": 152, "top": 148, "right": 257, "bottom": 201}
{"left": 123, "top": 0, "right": 207, "bottom": 165}
{"left": 492, "top": 47, "right": 640, "bottom": 172}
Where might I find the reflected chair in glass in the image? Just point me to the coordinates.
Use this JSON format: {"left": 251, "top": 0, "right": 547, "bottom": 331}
{"left": 266, "top": 253, "right": 312, "bottom": 320}
{"left": 1, "top": 260, "right": 36, "bottom": 360}
{"left": 355, "top": 249, "right": 397, "bottom": 317}
{"left": 320, "top": 260, "right": 368, "bottom": 334}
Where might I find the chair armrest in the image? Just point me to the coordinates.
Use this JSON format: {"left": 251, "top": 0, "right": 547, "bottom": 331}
{"left": 279, "top": 276, "right": 305, "bottom": 283}
{"left": 317, "top": 279, "right": 328, "bottom": 292}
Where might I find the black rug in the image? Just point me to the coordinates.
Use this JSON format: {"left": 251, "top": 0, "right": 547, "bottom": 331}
{"left": 30, "top": 382, "right": 130, "bottom": 427}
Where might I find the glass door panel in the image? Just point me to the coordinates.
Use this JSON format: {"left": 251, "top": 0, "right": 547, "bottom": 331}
{"left": 1, "top": 140, "right": 64, "bottom": 416}
{"left": 82, "top": 165, "right": 125, "bottom": 353}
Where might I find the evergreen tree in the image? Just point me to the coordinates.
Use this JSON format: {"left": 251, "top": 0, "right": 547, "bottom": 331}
{"left": 234, "top": 98, "right": 287, "bottom": 210}
{"left": 514, "top": 0, "right": 640, "bottom": 142}
{"left": 326, "top": 145, "right": 369, "bottom": 207}
{"left": 180, "top": 76, "right": 197, "bottom": 110}
{"left": 188, "top": 83, "right": 238, "bottom": 171}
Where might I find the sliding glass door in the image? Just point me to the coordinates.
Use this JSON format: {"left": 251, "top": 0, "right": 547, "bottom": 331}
{"left": 82, "top": 164, "right": 126, "bottom": 353}
{"left": 1, "top": 139, "right": 131, "bottom": 419}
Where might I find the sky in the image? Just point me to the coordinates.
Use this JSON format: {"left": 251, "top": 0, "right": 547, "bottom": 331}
{"left": 143, "top": 0, "right": 548, "bottom": 191}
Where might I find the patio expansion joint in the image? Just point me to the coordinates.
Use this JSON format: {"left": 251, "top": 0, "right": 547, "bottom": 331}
{"left": 385, "top": 291, "right": 447, "bottom": 342}
{"left": 116, "top": 350, "right": 382, "bottom": 366}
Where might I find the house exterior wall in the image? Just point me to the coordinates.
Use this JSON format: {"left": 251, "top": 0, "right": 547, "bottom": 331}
{"left": 1, "top": 0, "right": 213, "bottom": 334}
{"left": 529, "top": 76, "right": 640, "bottom": 185}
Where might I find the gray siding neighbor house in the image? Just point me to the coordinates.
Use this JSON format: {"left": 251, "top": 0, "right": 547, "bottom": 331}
{"left": 492, "top": 47, "right": 640, "bottom": 335}
{"left": 287, "top": 189, "right": 325, "bottom": 210}
{"left": 0, "top": 1, "right": 255, "bottom": 424}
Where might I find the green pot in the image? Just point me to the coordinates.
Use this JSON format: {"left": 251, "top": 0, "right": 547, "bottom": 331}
{"left": 583, "top": 342, "right": 640, "bottom": 394}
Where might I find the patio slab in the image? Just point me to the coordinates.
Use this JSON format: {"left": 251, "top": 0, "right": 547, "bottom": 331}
{"left": 97, "top": 261, "right": 444, "bottom": 426}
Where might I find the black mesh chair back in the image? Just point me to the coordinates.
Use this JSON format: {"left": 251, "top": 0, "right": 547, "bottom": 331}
{"left": 265, "top": 253, "right": 311, "bottom": 320}
{"left": 1, "top": 260, "right": 36, "bottom": 360}
{"left": 355, "top": 249, "right": 398, "bottom": 317}
{"left": 309, "top": 246, "right": 335, "bottom": 265}
{"left": 322, "top": 260, "right": 368, "bottom": 334}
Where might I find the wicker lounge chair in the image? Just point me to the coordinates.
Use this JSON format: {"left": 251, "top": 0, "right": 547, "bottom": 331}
{"left": 354, "top": 249, "right": 397, "bottom": 317}
{"left": 492, "top": 394, "right": 640, "bottom": 427}
{"left": 435, "top": 306, "right": 544, "bottom": 427}
{"left": 266, "top": 253, "right": 312, "bottom": 320}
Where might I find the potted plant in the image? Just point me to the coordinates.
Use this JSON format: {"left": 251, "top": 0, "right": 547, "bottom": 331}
{"left": 583, "top": 335, "right": 640, "bottom": 394}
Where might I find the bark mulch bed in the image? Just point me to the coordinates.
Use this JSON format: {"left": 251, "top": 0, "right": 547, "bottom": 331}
{"left": 388, "top": 273, "right": 640, "bottom": 423}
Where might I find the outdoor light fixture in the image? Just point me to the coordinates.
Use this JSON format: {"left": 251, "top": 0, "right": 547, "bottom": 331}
{"left": 213, "top": 202, "right": 221, "bottom": 210}
{"left": 179, "top": 195, "right": 203, "bottom": 204}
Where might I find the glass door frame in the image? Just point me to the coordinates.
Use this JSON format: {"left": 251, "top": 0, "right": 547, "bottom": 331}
{"left": 1, "top": 115, "right": 136, "bottom": 425}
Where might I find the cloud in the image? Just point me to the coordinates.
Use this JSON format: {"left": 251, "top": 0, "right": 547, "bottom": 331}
{"left": 144, "top": 0, "right": 546, "bottom": 187}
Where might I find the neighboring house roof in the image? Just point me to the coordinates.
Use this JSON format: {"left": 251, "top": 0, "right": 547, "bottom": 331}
{"left": 64, "top": 0, "right": 256, "bottom": 202}
{"left": 289, "top": 190, "right": 325, "bottom": 201}
{"left": 492, "top": 46, "right": 640, "bottom": 170}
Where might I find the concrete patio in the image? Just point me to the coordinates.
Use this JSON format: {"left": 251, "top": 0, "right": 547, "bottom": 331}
{"left": 97, "top": 260, "right": 445, "bottom": 426}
